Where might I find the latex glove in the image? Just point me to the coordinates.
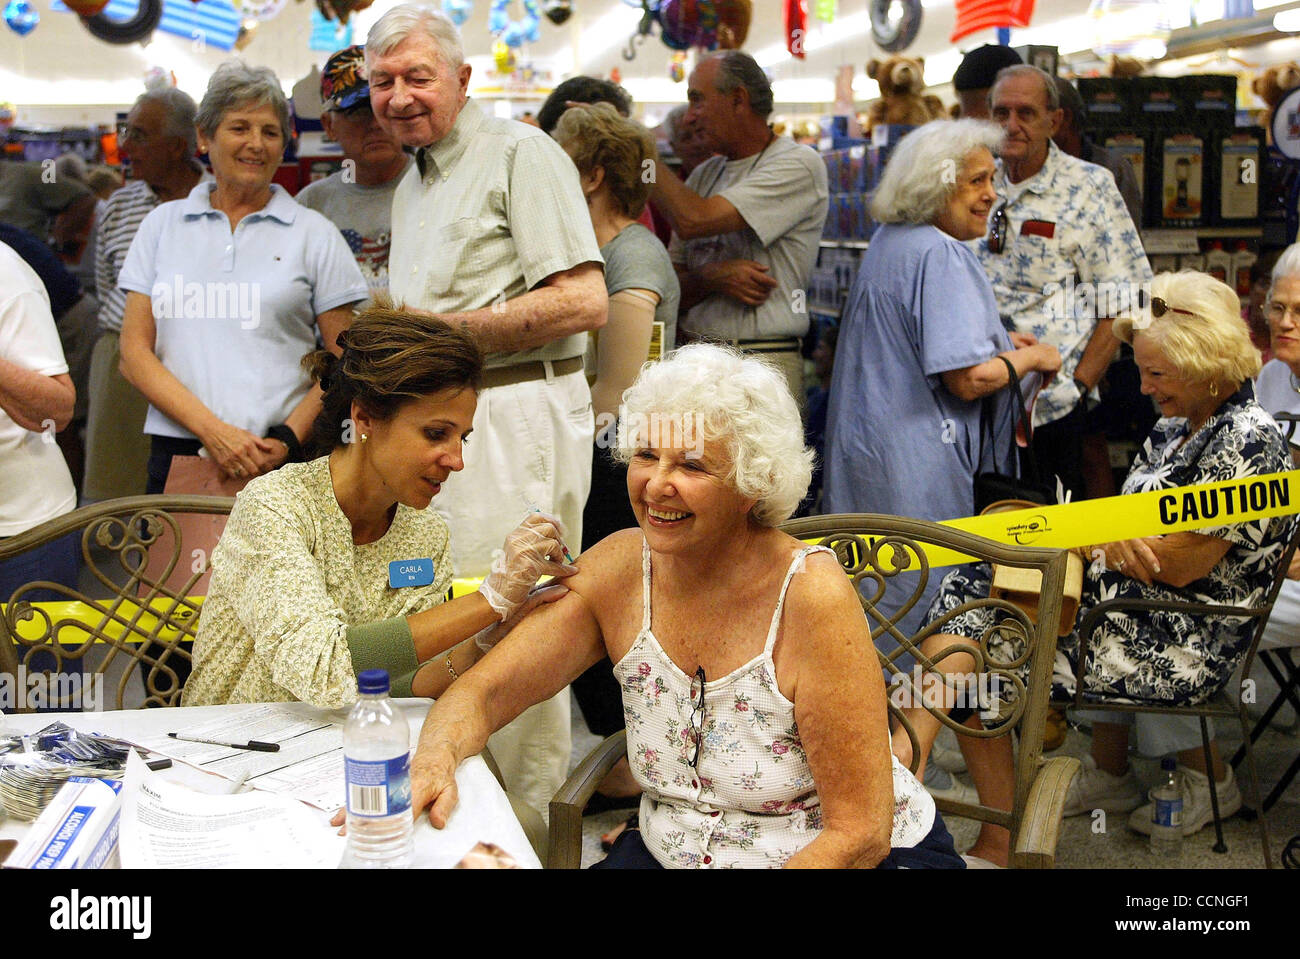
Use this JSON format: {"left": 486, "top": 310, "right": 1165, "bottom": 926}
{"left": 478, "top": 512, "right": 577, "bottom": 620}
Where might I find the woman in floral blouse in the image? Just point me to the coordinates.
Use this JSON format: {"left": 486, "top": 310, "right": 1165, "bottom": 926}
{"left": 404, "top": 344, "right": 963, "bottom": 868}
{"left": 901, "top": 271, "right": 1295, "bottom": 861}
{"left": 184, "top": 303, "right": 576, "bottom": 709}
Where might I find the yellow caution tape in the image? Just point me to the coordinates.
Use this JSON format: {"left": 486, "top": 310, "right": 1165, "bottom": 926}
{"left": 18, "top": 471, "right": 1300, "bottom": 638}
{"left": 924, "top": 469, "right": 1300, "bottom": 569}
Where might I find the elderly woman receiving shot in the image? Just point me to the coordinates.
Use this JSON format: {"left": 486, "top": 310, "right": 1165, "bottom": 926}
{"left": 823, "top": 119, "right": 1061, "bottom": 632}
{"left": 184, "top": 303, "right": 575, "bottom": 709}
{"left": 119, "top": 61, "right": 368, "bottom": 494}
{"left": 902, "top": 272, "right": 1294, "bottom": 864}
{"left": 405, "top": 345, "right": 963, "bottom": 868}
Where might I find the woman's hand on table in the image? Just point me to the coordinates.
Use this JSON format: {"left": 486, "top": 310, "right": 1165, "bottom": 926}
{"left": 200, "top": 420, "right": 280, "bottom": 480}
{"left": 479, "top": 512, "right": 578, "bottom": 620}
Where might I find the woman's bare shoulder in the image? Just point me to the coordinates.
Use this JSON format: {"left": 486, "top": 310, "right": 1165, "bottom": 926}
{"left": 565, "top": 528, "right": 644, "bottom": 603}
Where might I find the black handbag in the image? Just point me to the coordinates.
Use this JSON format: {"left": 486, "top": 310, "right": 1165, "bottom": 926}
{"left": 974, "top": 356, "right": 1054, "bottom": 513}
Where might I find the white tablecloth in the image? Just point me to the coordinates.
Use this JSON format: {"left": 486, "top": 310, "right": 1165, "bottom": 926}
{"left": 0, "top": 699, "right": 540, "bottom": 869}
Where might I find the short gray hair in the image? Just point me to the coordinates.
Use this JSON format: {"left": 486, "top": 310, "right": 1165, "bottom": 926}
{"left": 708, "top": 51, "right": 773, "bottom": 118}
{"left": 1271, "top": 243, "right": 1300, "bottom": 301}
{"left": 196, "top": 61, "right": 291, "bottom": 143}
{"left": 133, "top": 86, "right": 199, "bottom": 156}
{"left": 990, "top": 64, "right": 1059, "bottom": 112}
{"left": 663, "top": 104, "right": 689, "bottom": 144}
{"left": 612, "top": 344, "right": 813, "bottom": 527}
{"left": 1052, "top": 75, "right": 1084, "bottom": 130}
{"left": 366, "top": 3, "right": 464, "bottom": 70}
{"left": 871, "top": 118, "right": 1003, "bottom": 225}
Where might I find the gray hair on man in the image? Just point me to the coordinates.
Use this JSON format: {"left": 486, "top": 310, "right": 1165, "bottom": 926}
{"left": 870, "top": 118, "right": 1003, "bottom": 225}
{"left": 195, "top": 60, "right": 291, "bottom": 143}
{"left": 663, "top": 105, "right": 689, "bottom": 144}
{"left": 708, "top": 50, "right": 774, "bottom": 118}
{"left": 989, "top": 64, "right": 1060, "bottom": 112}
{"left": 133, "top": 86, "right": 199, "bottom": 156}
{"left": 366, "top": 3, "right": 465, "bottom": 70}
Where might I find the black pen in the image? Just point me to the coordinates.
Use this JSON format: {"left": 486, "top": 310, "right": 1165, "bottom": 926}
{"left": 167, "top": 733, "right": 280, "bottom": 752}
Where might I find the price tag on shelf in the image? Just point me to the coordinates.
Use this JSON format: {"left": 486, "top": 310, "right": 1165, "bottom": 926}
{"left": 1141, "top": 230, "right": 1203, "bottom": 255}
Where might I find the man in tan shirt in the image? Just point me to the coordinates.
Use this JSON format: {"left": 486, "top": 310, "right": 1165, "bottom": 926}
{"left": 367, "top": 3, "right": 606, "bottom": 824}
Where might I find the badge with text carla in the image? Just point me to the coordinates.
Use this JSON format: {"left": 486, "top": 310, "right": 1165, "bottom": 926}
{"left": 389, "top": 559, "right": 434, "bottom": 588}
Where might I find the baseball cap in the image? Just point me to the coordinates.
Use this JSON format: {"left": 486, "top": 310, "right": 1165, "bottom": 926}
{"left": 952, "top": 44, "right": 1024, "bottom": 92}
{"left": 321, "top": 45, "right": 370, "bottom": 112}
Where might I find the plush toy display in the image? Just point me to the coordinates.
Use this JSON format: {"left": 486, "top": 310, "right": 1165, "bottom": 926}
{"left": 1253, "top": 62, "right": 1300, "bottom": 143}
{"left": 864, "top": 55, "right": 945, "bottom": 132}
{"left": 1106, "top": 54, "right": 1145, "bottom": 78}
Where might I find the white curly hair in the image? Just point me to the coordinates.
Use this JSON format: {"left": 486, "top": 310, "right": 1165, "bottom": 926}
{"left": 612, "top": 344, "right": 814, "bottom": 527}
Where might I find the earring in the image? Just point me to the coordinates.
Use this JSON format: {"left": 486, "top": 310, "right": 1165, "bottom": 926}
{"left": 1209, "top": 382, "right": 1219, "bottom": 398}
{"left": 360, "top": 433, "right": 368, "bottom": 443}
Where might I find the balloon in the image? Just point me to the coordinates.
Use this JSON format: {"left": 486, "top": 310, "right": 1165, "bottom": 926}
{"left": 715, "top": 0, "right": 750, "bottom": 49}
{"left": 63, "top": 0, "right": 111, "bottom": 16}
{"left": 3, "top": 0, "right": 39, "bottom": 36}
{"left": 661, "top": 0, "right": 723, "bottom": 51}
{"left": 814, "top": 0, "right": 835, "bottom": 21}
{"left": 669, "top": 50, "right": 687, "bottom": 82}
{"left": 542, "top": 0, "right": 570, "bottom": 26}
{"left": 442, "top": 0, "right": 473, "bottom": 26}
{"left": 491, "top": 0, "right": 540, "bottom": 48}
{"left": 492, "top": 38, "right": 515, "bottom": 72}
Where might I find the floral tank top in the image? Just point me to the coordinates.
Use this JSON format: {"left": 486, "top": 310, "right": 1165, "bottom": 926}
{"left": 613, "top": 542, "right": 934, "bottom": 868}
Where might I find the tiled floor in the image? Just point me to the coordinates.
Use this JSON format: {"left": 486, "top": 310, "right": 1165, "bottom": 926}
{"left": 567, "top": 690, "right": 1300, "bottom": 869}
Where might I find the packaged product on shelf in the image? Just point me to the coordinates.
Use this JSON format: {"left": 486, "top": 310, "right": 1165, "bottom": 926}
{"left": 847, "top": 145, "right": 867, "bottom": 193}
{"left": 1151, "top": 132, "right": 1206, "bottom": 228}
{"left": 1102, "top": 131, "right": 1148, "bottom": 210}
{"left": 1178, "top": 252, "right": 1206, "bottom": 272}
{"left": 1135, "top": 77, "right": 1185, "bottom": 127}
{"left": 1149, "top": 254, "right": 1180, "bottom": 273}
{"left": 1231, "top": 243, "right": 1256, "bottom": 298}
{"left": 823, "top": 150, "right": 842, "bottom": 196}
{"left": 1215, "top": 127, "right": 1264, "bottom": 225}
{"left": 1204, "top": 241, "right": 1232, "bottom": 283}
{"left": 1077, "top": 78, "right": 1133, "bottom": 131}
{"left": 1179, "top": 75, "right": 1237, "bottom": 131}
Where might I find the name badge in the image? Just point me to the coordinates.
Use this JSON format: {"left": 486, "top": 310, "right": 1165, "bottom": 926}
{"left": 389, "top": 559, "right": 435, "bottom": 588}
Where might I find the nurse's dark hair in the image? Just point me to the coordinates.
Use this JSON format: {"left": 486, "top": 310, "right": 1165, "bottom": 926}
{"left": 302, "top": 296, "right": 483, "bottom": 454}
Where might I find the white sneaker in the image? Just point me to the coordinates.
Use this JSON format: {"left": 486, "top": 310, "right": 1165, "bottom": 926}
{"left": 931, "top": 727, "right": 968, "bottom": 774}
{"left": 1128, "top": 765, "right": 1243, "bottom": 837}
{"left": 925, "top": 774, "right": 980, "bottom": 806}
{"left": 1062, "top": 755, "right": 1143, "bottom": 817}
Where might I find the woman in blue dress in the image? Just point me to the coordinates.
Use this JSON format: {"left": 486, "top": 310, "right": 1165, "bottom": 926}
{"left": 823, "top": 119, "right": 1061, "bottom": 635}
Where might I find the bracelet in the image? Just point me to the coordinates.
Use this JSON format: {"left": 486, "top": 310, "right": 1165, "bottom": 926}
{"left": 445, "top": 655, "right": 460, "bottom": 682}
{"left": 265, "top": 423, "right": 303, "bottom": 462}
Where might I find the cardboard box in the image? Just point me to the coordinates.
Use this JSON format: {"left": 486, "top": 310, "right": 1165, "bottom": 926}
{"left": 3, "top": 777, "right": 123, "bottom": 869}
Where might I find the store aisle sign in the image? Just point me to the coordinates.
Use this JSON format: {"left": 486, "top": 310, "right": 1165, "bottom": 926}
{"left": 52, "top": 0, "right": 241, "bottom": 50}
{"left": 1271, "top": 86, "right": 1300, "bottom": 161}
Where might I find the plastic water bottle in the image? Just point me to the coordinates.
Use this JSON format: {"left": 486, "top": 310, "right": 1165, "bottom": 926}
{"left": 342, "top": 669, "right": 413, "bottom": 868}
{"left": 1149, "top": 758, "right": 1184, "bottom": 859}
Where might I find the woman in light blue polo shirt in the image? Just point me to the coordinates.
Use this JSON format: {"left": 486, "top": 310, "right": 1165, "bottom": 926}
{"left": 120, "top": 60, "right": 369, "bottom": 493}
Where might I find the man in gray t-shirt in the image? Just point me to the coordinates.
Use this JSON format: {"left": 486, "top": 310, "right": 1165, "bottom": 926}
{"left": 295, "top": 45, "right": 410, "bottom": 291}
{"left": 651, "top": 51, "right": 828, "bottom": 404}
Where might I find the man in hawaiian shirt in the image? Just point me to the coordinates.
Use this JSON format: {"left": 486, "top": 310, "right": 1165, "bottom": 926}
{"left": 975, "top": 65, "right": 1152, "bottom": 501}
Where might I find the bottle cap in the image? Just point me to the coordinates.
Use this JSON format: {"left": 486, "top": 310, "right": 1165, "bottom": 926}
{"left": 357, "top": 669, "right": 391, "bottom": 694}
{"left": 1160, "top": 757, "right": 1177, "bottom": 771}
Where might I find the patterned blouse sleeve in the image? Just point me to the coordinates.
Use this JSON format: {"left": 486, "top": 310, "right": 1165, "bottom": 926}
{"left": 1180, "top": 409, "right": 1283, "bottom": 549}
{"left": 216, "top": 489, "right": 368, "bottom": 709}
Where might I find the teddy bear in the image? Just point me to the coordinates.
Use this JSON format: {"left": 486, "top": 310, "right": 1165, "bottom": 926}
{"left": 1253, "top": 62, "right": 1300, "bottom": 143}
{"left": 864, "top": 55, "right": 946, "bottom": 133}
